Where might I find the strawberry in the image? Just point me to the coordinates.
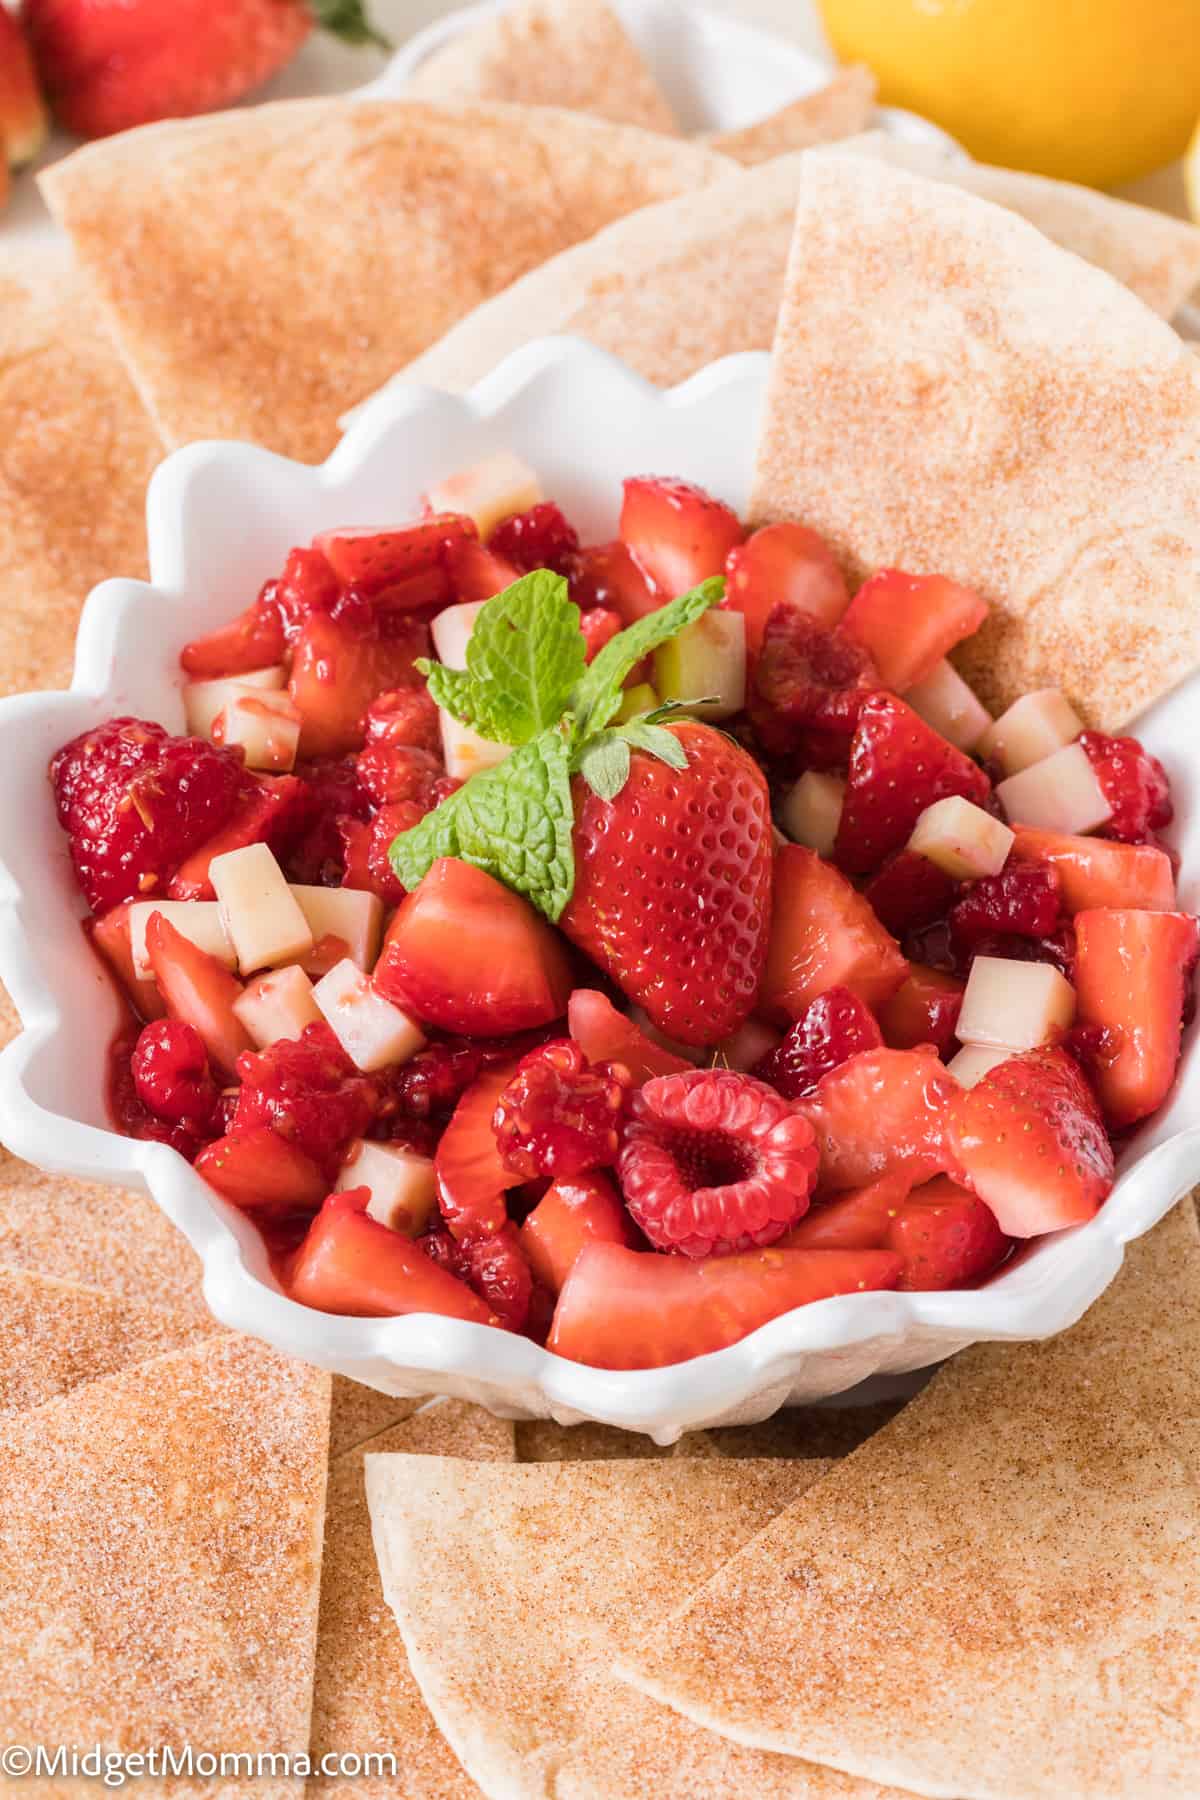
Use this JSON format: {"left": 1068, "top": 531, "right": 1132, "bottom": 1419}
{"left": 167, "top": 773, "right": 309, "bottom": 901}
{"left": 759, "top": 845, "right": 908, "bottom": 1024}
{"left": 195, "top": 1126, "right": 326, "bottom": 1219}
{"left": 569, "top": 540, "right": 660, "bottom": 624}
{"left": 89, "top": 900, "right": 166, "bottom": 1021}
{"left": 781, "top": 1170, "right": 913, "bottom": 1251}
{"left": 434, "top": 1058, "right": 526, "bottom": 1244}
{"left": 288, "top": 1189, "right": 496, "bottom": 1324}
{"left": 839, "top": 570, "right": 988, "bottom": 693}
{"left": 143, "top": 911, "right": 252, "bottom": 1082}
{"left": 1074, "top": 908, "right": 1199, "bottom": 1128}
{"left": 753, "top": 985, "right": 884, "bottom": 1099}
{"left": 180, "top": 589, "right": 286, "bottom": 680}
{"left": 314, "top": 515, "right": 474, "bottom": 609}
{"left": 878, "top": 964, "right": 963, "bottom": 1054}
{"left": 949, "top": 862, "right": 1061, "bottom": 944}
{"left": 1077, "top": 731, "right": 1172, "bottom": 845}
{"left": 288, "top": 603, "right": 429, "bottom": 758}
{"left": 864, "top": 849, "right": 960, "bottom": 940}
{"left": 1009, "top": 826, "right": 1176, "bottom": 914}
{"left": 561, "top": 721, "right": 773, "bottom": 1047}
{"left": 722, "top": 522, "right": 849, "bottom": 657}
{"left": 24, "top": 0, "right": 386, "bottom": 141}
{"left": 947, "top": 1046, "right": 1114, "bottom": 1236}
{"left": 579, "top": 607, "right": 622, "bottom": 662}
{"left": 488, "top": 502, "right": 580, "bottom": 577}
{"left": 0, "top": 9, "right": 47, "bottom": 165}
{"left": 619, "top": 477, "right": 744, "bottom": 600}
{"left": 800, "top": 1045, "right": 958, "bottom": 1192}
{"left": 519, "top": 1172, "right": 640, "bottom": 1295}
{"left": 884, "top": 1177, "right": 1011, "bottom": 1290}
{"left": 449, "top": 539, "right": 522, "bottom": 604}
{"left": 835, "top": 694, "right": 992, "bottom": 874}
{"left": 567, "top": 989, "right": 691, "bottom": 1083}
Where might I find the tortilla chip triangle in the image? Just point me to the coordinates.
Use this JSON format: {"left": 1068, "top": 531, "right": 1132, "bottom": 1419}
{"left": 704, "top": 67, "right": 876, "bottom": 163}
{"left": 619, "top": 1203, "right": 1200, "bottom": 1800}
{"left": 0, "top": 1334, "right": 329, "bottom": 1777}
{"left": 514, "top": 1416, "right": 722, "bottom": 1459}
{"left": 403, "top": 0, "right": 679, "bottom": 136}
{"left": 328, "top": 1377, "right": 422, "bottom": 1459}
{"left": 749, "top": 150, "right": 1200, "bottom": 729}
{"left": 367, "top": 1455, "right": 909, "bottom": 1798}
{"left": 41, "top": 100, "right": 729, "bottom": 463}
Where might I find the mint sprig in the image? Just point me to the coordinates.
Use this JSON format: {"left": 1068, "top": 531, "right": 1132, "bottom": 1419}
{"left": 391, "top": 570, "right": 723, "bottom": 920}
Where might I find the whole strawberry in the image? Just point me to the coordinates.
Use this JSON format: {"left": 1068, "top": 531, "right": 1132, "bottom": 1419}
{"left": 23, "top": 0, "right": 387, "bottom": 140}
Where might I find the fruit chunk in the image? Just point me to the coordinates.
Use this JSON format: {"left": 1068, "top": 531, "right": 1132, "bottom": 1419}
{"left": 425, "top": 453, "right": 542, "bottom": 538}
{"left": 91, "top": 901, "right": 166, "bottom": 1020}
{"left": 289, "top": 884, "right": 383, "bottom": 972}
{"left": 519, "top": 1172, "right": 640, "bottom": 1295}
{"left": 750, "top": 609, "right": 879, "bottom": 755}
{"left": 836, "top": 695, "right": 991, "bottom": 874}
{"left": 488, "top": 501, "right": 580, "bottom": 575}
{"left": 722, "top": 522, "right": 850, "bottom": 656}
{"left": 652, "top": 609, "right": 746, "bottom": 721}
{"left": 196, "top": 1127, "right": 326, "bottom": 1218}
{"left": 839, "top": 570, "right": 988, "bottom": 692}
{"left": 1073, "top": 908, "right": 1200, "bottom": 1127}
{"left": 782, "top": 1171, "right": 913, "bottom": 1251}
{"left": 566, "top": 989, "right": 690, "bottom": 1083}
{"left": 754, "top": 986, "right": 883, "bottom": 1100}
{"left": 289, "top": 1189, "right": 496, "bottom": 1323}
{"left": 799, "top": 1046, "right": 957, "bottom": 1191}
{"left": 429, "top": 597, "right": 514, "bottom": 782}
{"left": 778, "top": 771, "right": 845, "bottom": 857}
{"left": 130, "top": 1019, "right": 219, "bottom": 1133}
{"left": 213, "top": 689, "right": 301, "bottom": 773}
{"left": 312, "top": 515, "right": 472, "bottom": 606}
{"left": 143, "top": 912, "right": 251, "bottom": 1082}
{"left": 980, "top": 689, "right": 1083, "bottom": 776}
{"left": 996, "top": 742, "right": 1111, "bottom": 835}
{"left": 885, "top": 1177, "right": 1010, "bottom": 1290}
{"left": 946, "top": 1044, "right": 1012, "bottom": 1088}
{"left": 180, "top": 594, "right": 285, "bottom": 680}
{"left": 864, "top": 850, "right": 959, "bottom": 940}
{"left": 957, "top": 954, "right": 1076, "bottom": 1051}
{"left": 232, "top": 1022, "right": 375, "bottom": 1179}
{"left": 288, "top": 609, "right": 428, "bottom": 759}
{"left": 1009, "top": 827, "right": 1176, "bottom": 913}
{"left": 569, "top": 540, "right": 659, "bottom": 624}
{"left": 233, "top": 965, "right": 322, "bottom": 1049}
{"left": 949, "top": 863, "right": 1061, "bottom": 944}
{"left": 434, "top": 1059, "right": 525, "bottom": 1244}
{"left": 1077, "top": 731, "right": 1173, "bottom": 844}
{"left": 210, "top": 842, "right": 313, "bottom": 975}
{"left": 313, "top": 958, "right": 425, "bottom": 1074}
{"left": 947, "top": 1046, "right": 1114, "bottom": 1236}
{"left": 376, "top": 858, "right": 572, "bottom": 1037}
{"left": 333, "top": 1140, "right": 438, "bottom": 1237}
{"left": 129, "top": 900, "right": 236, "bottom": 979}
{"left": 760, "top": 845, "right": 907, "bottom": 1023}
{"left": 493, "top": 1040, "right": 630, "bottom": 1180}
{"left": 619, "top": 476, "right": 744, "bottom": 598}
{"left": 547, "top": 1242, "right": 903, "bottom": 1369}
{"left": 166, "top": 773, "right": 309, "bottom": 902}
{"left": 423, "top": 1221, "right": 533, "bottom": 1331}
{"left": 908, "top": 796, "right": 1013, "bottom": 880}
{"left": 904, "top": 659, "right": 992, "bottom": 753}
{"left": 879, "top": 965, "right": 964, "bottom": 1054}
{"left": 717, "top": 1017, "right": 783, "bottom": 1074}
{"left": 183, "top": 665, "right": 286, "bottom": 738}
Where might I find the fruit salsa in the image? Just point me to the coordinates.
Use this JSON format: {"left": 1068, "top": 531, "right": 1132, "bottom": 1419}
{"left": 50, "top": 455, "right": 1197, "bottom": 1369}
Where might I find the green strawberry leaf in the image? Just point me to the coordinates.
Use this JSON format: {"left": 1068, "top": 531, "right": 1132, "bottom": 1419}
{"left": 617, "top": 721, "right": 689, "bottom": 771}
{"left": 578, "top": 733, "right": 632, "bottom": 802}
{"left": 417, "top": 571, "right": 585, "bottom": 746}
{"left": 573, "top": 577, "right": 725, "bottom": 737}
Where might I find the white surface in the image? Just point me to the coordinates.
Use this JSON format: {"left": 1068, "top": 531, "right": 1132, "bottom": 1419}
{"left": 1, "top": 336, "right": 1198, "bottom": 1436}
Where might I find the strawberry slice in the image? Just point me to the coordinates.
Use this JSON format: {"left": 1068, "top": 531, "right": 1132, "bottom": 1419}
{"left": 723, "top": 522, "right": 849, "bottom": 657}
{"left": 567, "top": 989, "right": 690, "bottom": 1083}
{"left": 448, "top": 539, "right": 522, "bottom": 604}
{"left": 143, "top": 911, "right": 251, "bottom": 1082}
{"left": 753, "top": 985, "right": 883, "bottom": 1099}
{"left": 619, "top": 476, "right": 744, "bottom": 599}
{"left": 835, "top": 695, "right": 992, "bottom": 874}
{"left": 864, "top": 850, "right": 960, "bottom": 940}
{"left": 434, "top": 1058, "right": 526, "bottom": 1244}
{"left": 547, "top": 1241, "right": 903, "bottom": 1369}
{"left": 1077, "top": 731, "right": 1172, "bottom": 845}
{"left": 569, "top": 540, "right": 661, "bottom": 624}
{"left": 181, "top": 593, "right": 285, "bottom": 680}
{"left": 799, "top": 1045, "right": 958, "bottom": 1192}
{"left": 288, "top": 1189, "right": 497, "bottom": 1323}
{"left": 90, "top": 901, "right": 167, "bottom": 1021}
{"left": 781, "top": 1171, "right": 913, "bottom": 1251}
{"left": 519, "top": 1172, "right": 640, "bottom": 1295}
{"left": 288, "top": 607, "right": 429, "bottom": 758}
{"left": 947, "top": 1046, "right": 1114, "bottom": 1236}
{"left": 839, "top": 570, "right": 988, "bottom": 693}
{"left": 1074, "top": 908, "right": 1200, "bottom": 1128}
{"left": 1010, "top": 826, "right": 1176, "bottom": 913}
{"left": 195, "top": 1127, "right": 326, "bottom": 1218}
{"left": 312, "top": 515, "right": 475, "bottom": 607}
{"left": 885, "top": 1176, "right": 1011, "bottom": 1289}
{"left": 167, "top": 774, "right": 309, "bottom": 901}
{"left": 879, "top": 965, "right": 964, "bottom": 1054}
{"left": 760, "top": 845, "right": 908, "bottom": 1023}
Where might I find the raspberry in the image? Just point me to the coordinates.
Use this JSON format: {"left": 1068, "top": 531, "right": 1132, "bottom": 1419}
{"left": 749, "top": 608, "right": 879, "bottom": 755}
{"left": 274, "top": 545, "right": 339, "bottom": 638}
{"left": 50, "top": 717, "right": 244, "bottom": 913}
{"left": 131, "top": 1019, "right": 220, "bottom": 1132}
{"left": 579, "top": 607, "right": 622, "bottom": 662}
{"left": 356, "top": 742, "right": 442, "bottom": 808}
{"left": 488, "top": 502, "right": 580, "bottom": 576}
{"left": 233, "top": 1021, "right": 377, "bottom": 1178}
{"left": 959, "top": 923, "right": 1078, "bottom": 983}
{"left": 108, "top": 1032, "right": 214, "bottom": 1160}
{"left": 284, "top": 754, "right": 371, "bottom": 886}
{"left": 423, "top": 1221, "right": 533, "bottom": 1331}
{"left": 1079, "top": 731, "right": 1173, "bottom": 844}
{"left": 864, "top": 850, "right": 959, "bottom": 940}
{"left": 364, "top": 686, "right": 442, "bottom": 756}
{"left": 493, "top": 1039, "right": 631, "bottom": 1180}
{"left": 375, "top": 1033, "right": 548, "bottom": 1129}
{"left": 753, "top": 987, "right": 883, "bottom": 1101}
{"left": 949, "top": 863, "right": 1061, "bottom": 945}
{"left": 617, "top": 1068, "right": 819, "bottom": 1257}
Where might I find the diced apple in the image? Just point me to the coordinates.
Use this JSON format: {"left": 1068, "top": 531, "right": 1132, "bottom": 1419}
{"left": 946, "top": 1043, "right": 1013, "bottom": 1088}
{"left": 778, "top": 771, "right": 845, "bottom": 857}
{"left": 213, "top": 689, "right": 302, "bottom": 772}
{"left": 981, "top": 689, "right": 1083, "bottom": 777}
{"left": 209, "top": 842, "right": 314, "bottom": 975}
{"left": 431, "top": 598, "right": 486, "bottom": 669}
{"left": 652, "top": 610, "right": 746, "bottom": 722}
{"left": 290, "top": 884, "right": 383, "bottom": 971}
{"left": 908, "top": 796, "right": 1013, "bottom": 881}
{"left": 182, "top": 665, "right": 286, "bottom": 738}
{"left": 429, "top": 596, "right": 513, "bottom": 782}
{"left": 996, "top": 742, "right": 1111, "bottom": 835}
{"left": 716, "top": 1017, "right": 782, "bottom": 1072}
{"left": 956, "top": 955, "right": 1076, "bottom": 1052}
{"left": 904, "top": 659, "right": 992, "bottom": 753}
{"left": 424, "top": 451, "right": 542, "bottom": 539}
{"left": 333, "top": 1139, "right": 438, "bottom": 1237}
{"left": 615, "top": 682, "right": 659, "bottom": 724}
{"left": 129, "top": 900, "right": 237, "bottom": 980}
{"left": 232, "top": 965, "right": 323, "bottom": 1048}
{"left": 313, "top": 957, "right": 426, "bottom": 1073}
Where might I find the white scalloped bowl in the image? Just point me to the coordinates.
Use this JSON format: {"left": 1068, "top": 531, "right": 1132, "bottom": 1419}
{"left": 1, "top": 338, "right": 1198, "bottom": 1440}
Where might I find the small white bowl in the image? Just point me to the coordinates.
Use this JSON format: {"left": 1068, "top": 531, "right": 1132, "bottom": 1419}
{"left": 1, "top": 337, "right": 1198, "bottom": 1439}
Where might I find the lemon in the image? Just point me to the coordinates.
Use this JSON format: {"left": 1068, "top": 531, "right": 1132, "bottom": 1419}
{"left": 817, "top": 0, "right": 1200, "bottom": 189}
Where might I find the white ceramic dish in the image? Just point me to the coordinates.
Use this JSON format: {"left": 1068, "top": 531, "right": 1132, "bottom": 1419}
{"left": 1, "top": 335, "right": 1198, "bottom": 1439}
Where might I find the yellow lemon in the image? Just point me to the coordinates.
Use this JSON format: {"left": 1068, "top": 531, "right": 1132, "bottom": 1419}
{"left": 817, "top": 0, "right": 1200, "bottom": 189}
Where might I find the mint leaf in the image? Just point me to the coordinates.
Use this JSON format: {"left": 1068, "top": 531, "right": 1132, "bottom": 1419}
{"left": 578, "top": 733, "right": 631, "bottom": 802}
{"left": 573, "top": 577, "right": 725, "bottom": 736}
{"left": 420, "top": 662, "right": 475, "bottom": 724}
{"left": 311, "top": 0, "right": 393, "bottom": 50}
{"left": 618, "top": 721, "right": 689, "bottom": 771}
{"left": 421, "top": 571, "right": 585, "bottom": 747}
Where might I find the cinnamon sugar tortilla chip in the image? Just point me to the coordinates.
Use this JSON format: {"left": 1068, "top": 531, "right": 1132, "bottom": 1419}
{"left": 329, "top": 1378, "right": 422, "bottom": 1458}
{"left": 515, "top": 1417, "right": 721, "bottom": 1458}
{"left": 0, "top": 247, "right": 160, "bottom": 698}
{"left": 367, "top": 1455, "right": 906, "bottom": 1799}
{"left": 41, "top": 101, "right": 729, "bottom": 463}
{"left": 709, "top": 1398, "right": 906, "bottom": 1460}
{"left": 311, "top": 1401, "right": 512, "bottom": 1799}
{"left": 620, "top": 1203, "right": 1200, "bottom": 1800}
{"left": 403, "top": 0, "right": 678, "bottom": 135}
{"left": 704, "top": 68, "right": 876, "bottom": 164}
{"left": 749, "top": 152, "right": 1200, "bottom": 729}
{"left": 0, "top": 1334, "right": 329, "bottom": 1790}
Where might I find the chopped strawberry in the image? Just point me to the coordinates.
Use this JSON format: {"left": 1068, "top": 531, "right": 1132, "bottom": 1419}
{"left": 885, "top": 1177, "right": 1011, "bottom": 1289}
{"left": 567, "top": 989, "right": 690, "bottom": 1083}
{"left": 864, "top": 850, "right": 960, "bottom": 940}
{"left": 167, "top": 774, "right": 309, "bottom": 901}
{"left": 232, "top": 1021, "right": 376, "bottom": 1179}
{"left": 313, "top": 515, "right": 474, "bottom": 608}
{"left": 131, "top": 1019, "right": 220, "bottom": 1133}
{"left": 424, "top": 1220, "right": 533, "bottom": 1331}
{"left": 89, "top": 900, "right": 166, "bottom": 1021}
{"left": 488, "top": 501, "right": 580, "bottom": 575}
{"left": 722, "top": 522, "right": 850, "bottom": 658}
{"left": 273, "top": 545, "right": 339, "bottom": 636}
{"left": 288, "top": 1189, "right": 496, "bottom": 1324}
{"left": 579, "top": 607, "right": 622, "bottom": 662}
{"left": 759, "top": 845, "right": 908, "bottom": 1023}
{"left": 195, "top": 1127, "right": 327, "bottom": 1219}
{"left": 878, "top": 965, "right": 963, "bottom": 1054}
{"left": 375, "top": 858, "right": 573, "bottom": 1037}
{"left": 749, "top": 608, "right": 879, "bottom": 755}
{"left": 180, "top": 589, "right": 285, "bottom": 679}
{"left": 493, "top": 1039, "right": 631, "bottom": 1180}
{"left": 339, "top": 803, "right": 419, "bottom": 908}
{"left": 363, "top": 686, "right": 442, "bottom": 756}
{"left": 948, "top": 1046, "right": 1114, "bottom": 1236}
{"left": 1009, "top": 826, "right": 1177, "bottom": 913}
{"left": 0, "top": 10, "right": 47, "bottom": 165}
{"left": 839, "top": 570, "right": 988, "bottom": 693}
{"left": 753, "top": 985, "right": 883, "bottom": 1099}
{"left": 800, "top": 1045, "right": 958, "bottom": 1192}
{"left": 781, "top": 1170, "right": 913, "bottom": 1251}
{"left": 1074, "top": 909, "right": 1200, "bottom": 1128}
{"left": 619, "top": 476, "right": 744, "bottom": 599}
{"left": 957, "top": 923, "right": 1077, "bottom": 984}
{"left": 448, "top": 538, "right": 523, "bottom": 603}
{"left": 949, "top": 862, "right": 1060, "bottom": 944}
{"left": 434, "top": 1058, "right": 525, "bottom": 1244}
{"left": 1077, "top": 731, "right": 1173, "bottom": 845}
{"left": 835, "top": 695, "right": 991, "bottom": 874}
{"left": 569, "top": 540, "right": 660, "bottom": 624}
{"left": 356, "top": 742, "right": 441, "bottom": 809}
{"left": 282, "top": 753, "right": 371, "bottom": 887}
{"left": 519, "top": 1172, "right": 640, "bottom": 1295}
{"left": 143, "top": 911, "right": 251, "bottom": 1082}
{"left": 547, "top": 1241, "right": 903, "bottom": 1368}
{"left": 288, "top": 604, "right": 429, "bottom": 758}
